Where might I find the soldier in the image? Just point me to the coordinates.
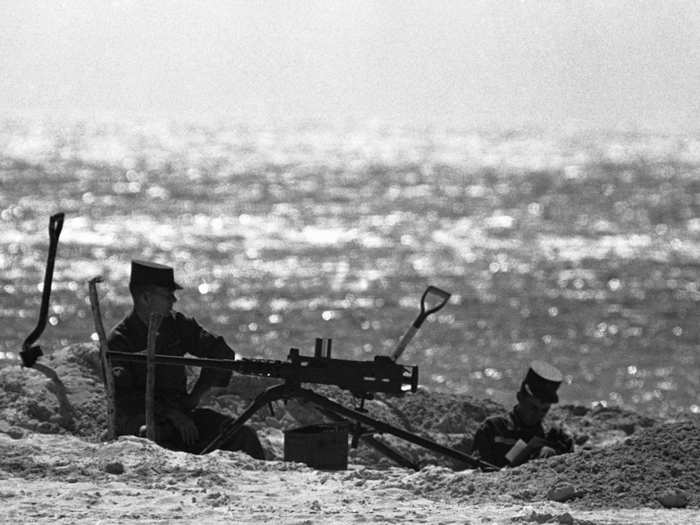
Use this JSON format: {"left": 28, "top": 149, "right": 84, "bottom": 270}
{"left": 107, "top": 260, "right": 265, "bottom": 459}
{"left": 471, "top": 361, "right": 573, "bottom": 468}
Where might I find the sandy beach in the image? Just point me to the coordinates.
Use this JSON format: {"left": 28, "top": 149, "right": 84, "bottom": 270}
{"left": 1, "top": 344, "right": 697, "bottom": 524}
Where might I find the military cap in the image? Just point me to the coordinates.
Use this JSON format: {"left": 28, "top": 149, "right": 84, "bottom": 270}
{"left": 521, "top": 360, "right": 563, "bottom": 403}
{"left": 129, "top": 260, "right": 182, "bottom": 291}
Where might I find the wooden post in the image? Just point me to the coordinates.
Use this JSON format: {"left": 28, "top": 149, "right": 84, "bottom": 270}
{"left": 87, "top": 276, "right": 116, "bottom": 441}
{"left": 145, "top": 312, "right": 162, "bottom": 442}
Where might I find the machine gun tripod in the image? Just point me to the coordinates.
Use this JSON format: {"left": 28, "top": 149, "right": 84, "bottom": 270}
{"left": 201, "top": 368, "right": 496, "bottom": 471}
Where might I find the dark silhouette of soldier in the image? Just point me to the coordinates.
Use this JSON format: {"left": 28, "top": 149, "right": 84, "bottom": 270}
{"left": 108, "top": 260, "right": 265, "bottom": 459}
{"left": 471, "top": 361, "right": 573, "bottom": 468}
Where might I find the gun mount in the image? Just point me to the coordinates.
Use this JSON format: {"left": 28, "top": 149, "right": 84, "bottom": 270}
{"left": 110, "top": 343, "right": 492, "bottom": 470}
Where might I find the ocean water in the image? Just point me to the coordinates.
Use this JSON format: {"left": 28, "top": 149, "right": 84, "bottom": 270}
{"left": 1, "top": 115, "right": 699, "bottom": 418}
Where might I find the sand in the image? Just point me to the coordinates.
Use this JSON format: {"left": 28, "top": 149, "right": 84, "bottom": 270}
{"left": 1, "top": 343, "right": 698, "bottom": 524}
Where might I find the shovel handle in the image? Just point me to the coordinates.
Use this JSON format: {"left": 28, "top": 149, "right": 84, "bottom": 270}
{"left": 88, "top": 276, "right": 117, "bottom": 441}
{"left": 416, "top": 286, "right": 451, "bottom": 327}
{"left": 390, "top": 286, "right": 451, "bottom": 362}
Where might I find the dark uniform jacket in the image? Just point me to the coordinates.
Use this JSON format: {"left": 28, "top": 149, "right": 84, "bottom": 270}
{"left": 472, "top": 408, "right": 573, "bottom": 468}
{"left": 107, "top": 310, "right": 234, "bottom": 434}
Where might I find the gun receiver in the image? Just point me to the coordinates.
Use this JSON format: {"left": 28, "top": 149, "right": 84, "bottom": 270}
{"left": 285, "top": 348, "right": 418, "bottom": 396}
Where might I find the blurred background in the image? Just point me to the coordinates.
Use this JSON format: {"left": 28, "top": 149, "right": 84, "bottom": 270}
{"left": 1, "top": 1, "right": 699, "bottom": 418}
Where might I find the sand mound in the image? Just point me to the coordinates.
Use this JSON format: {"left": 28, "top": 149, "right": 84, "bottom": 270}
{"left": 394, "top": 419, "right": 699, "bottom": 509}
{"left": 1, "top": 343, "right": 698, "bottom": 512}
{"left": 0, "top": 343, "right": 107, "bottom": 438}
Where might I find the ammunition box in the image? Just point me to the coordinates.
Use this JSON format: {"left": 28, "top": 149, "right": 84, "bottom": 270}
{"left": 284, "top": 423, "right": 350, "bottom": 470}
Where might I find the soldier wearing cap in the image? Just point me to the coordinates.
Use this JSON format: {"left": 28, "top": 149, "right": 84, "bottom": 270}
{"left": 107, "top": 260, "right": 265, "bottom": 459}
{"left": 471, "top": 361, "right": 573, "bottom": 468}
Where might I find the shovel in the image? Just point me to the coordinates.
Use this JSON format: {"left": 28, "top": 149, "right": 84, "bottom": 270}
{"left": 21, "top": 212, "right": 65, "bottom": 367}
{"left": 390, "top": 285, "right": 451, "bottom": 362}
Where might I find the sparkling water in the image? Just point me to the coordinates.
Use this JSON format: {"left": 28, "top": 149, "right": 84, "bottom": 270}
{"left": 1, "top": 115, "right": 699, "bottom": 418}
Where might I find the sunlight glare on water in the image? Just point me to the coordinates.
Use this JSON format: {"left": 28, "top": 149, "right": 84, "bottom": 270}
{"left": 1, "top": 116, "right": 699, "bottom": 417}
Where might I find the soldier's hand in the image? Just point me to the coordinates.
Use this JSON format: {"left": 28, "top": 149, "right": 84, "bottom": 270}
{"left": 538, "top": 446, "right": 556, "bottom": 459}
{"left": 181, "top": 393, "right": 200, "bottom": 412}
{"left": 167, "top": 410, "right": 199, "bottom": 446}
{"left": 546, "top": 426, "right": 574, "bottom": 453}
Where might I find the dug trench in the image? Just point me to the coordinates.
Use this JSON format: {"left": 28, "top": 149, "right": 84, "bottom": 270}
{"left": 0, "top": 343, "right": 697, "bottom": 511}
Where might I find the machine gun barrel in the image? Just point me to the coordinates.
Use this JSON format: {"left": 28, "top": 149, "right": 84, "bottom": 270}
{"left": 108, "top": 348, "right": 418, "bottom": 396}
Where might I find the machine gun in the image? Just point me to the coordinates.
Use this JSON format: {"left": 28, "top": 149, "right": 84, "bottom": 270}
{"left": 110, "top": 343, "right": 417, "bottom": 397}
{"left": 109, "top": 286, "right": 497, "bottom": 471}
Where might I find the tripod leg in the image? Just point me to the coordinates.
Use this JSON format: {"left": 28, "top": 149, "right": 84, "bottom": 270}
{"left": 358, "top": 434, "right": 419, "bottom": 470}
{"left": 302, "top": 388, "right": 496, "bottom": 471}
{"left": 200, "top": 383, "right": 290, "bottom": 454}
{"left": 320, "top": 408, "right": 418, "bottom": 469}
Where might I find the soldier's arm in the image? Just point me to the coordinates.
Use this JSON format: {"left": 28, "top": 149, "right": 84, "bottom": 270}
{"left": 178, "top": 314, "right": 235, "bottom": 406}
{"left": 472, "top": 420, "right": 503, "bottom": 467}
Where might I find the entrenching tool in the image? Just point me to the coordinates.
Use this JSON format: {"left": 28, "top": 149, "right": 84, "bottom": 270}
{"left": 88, "top": 276, "right": 116, "bottom": 440}
{"left": 21, "top": 212, "right": 65, "bottom": 367}
{"left": 19, "top": 212, "right": 76, "bottom": 430}
{"left": 390, "top": 285, "right": 451, "bottom": 362}
{"left": 357, "top": 285, "right": 451, "bottom": 466}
